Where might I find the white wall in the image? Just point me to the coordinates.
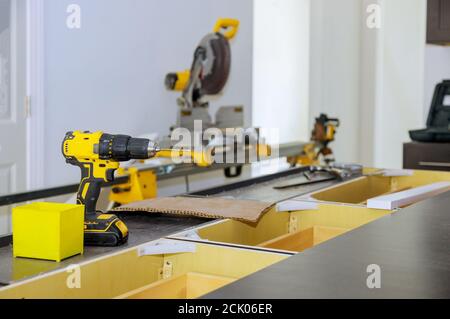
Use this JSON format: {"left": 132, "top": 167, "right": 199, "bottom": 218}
{"left": 252, "top": 0, "right": 310, "bottom": 144}
{"left": 43, "top": 0, "right": 254, "bottom": 187}
{"left": 309, "top": 0, "right": 362, "bottom": 163}
{"left": 424, "top": 45, "right": 450, "bottom": 119}
{"left": 370, "top": 0, "right": 426, "bottom": 168}
{"left": 35, "top": 0, "right": 432, "bottom": 189}
{"left": 310, "top": 0, "right": 427, "bottom": 169}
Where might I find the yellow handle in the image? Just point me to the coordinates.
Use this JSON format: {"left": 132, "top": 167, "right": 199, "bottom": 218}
{"left": 156, "top": 149, "right": 214, "bottom": 167}
{"left": 213, "top": 18, "right": 240, "bottom": 40}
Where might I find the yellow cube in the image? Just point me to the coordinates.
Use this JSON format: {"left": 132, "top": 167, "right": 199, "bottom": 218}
{"left": 12, "top": 203, "right": 84, "bottom": 262}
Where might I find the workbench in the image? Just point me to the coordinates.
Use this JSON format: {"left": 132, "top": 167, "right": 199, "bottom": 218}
{"left": 0, "top": 165, "right": 333, "bottom": 286}
{"left": 205, "top": 190, "right": 450, "bottom": 298}
{"left": 0, "top": 164, "right": 449, "bottom": 299}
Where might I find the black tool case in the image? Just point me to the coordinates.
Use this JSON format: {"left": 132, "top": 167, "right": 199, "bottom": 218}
{"left": 410, "top": 80, "right": 450, "bottom": 142}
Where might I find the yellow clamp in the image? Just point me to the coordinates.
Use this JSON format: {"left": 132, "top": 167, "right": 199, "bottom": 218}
{"left": 288, "top": 142, "right": 320, "bottom": 167}
{"left": 213, "top": 18, "right": 240, "bottom": 40}
{"left": 155, "top": 148, "right": 214, "bottom": 167}
{"left": 109, "top": 167, "right": 157, "bottom": 205}
{"left": 257, "top": 144, "right": 272, "bottom": 158}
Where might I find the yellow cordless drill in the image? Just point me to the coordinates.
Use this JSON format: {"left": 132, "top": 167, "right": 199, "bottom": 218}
{"left": 62, "top": 131, "right": 159, "bottom": 247}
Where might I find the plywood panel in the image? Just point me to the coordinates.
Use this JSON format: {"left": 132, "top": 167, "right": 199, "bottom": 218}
{"left": 292, "top": 204, "right": 389, "bottom": 232}
{"left": 164, "top": 244, "right": 287, "bottom": 279}
{"left": 313, "top": 226, "right": 348, "bottom": 245}
{"left": 258, "top": 226, "right": 349, "bottom": 252}
{"left": 258, "top": 228, "right": 314, "bottom": 252}
{"left": 309, "top": 170, "right": 450, "bottom": 206}
{"left": 197, "top": 207, "right": 290, "bottom": 246}
{"left": 311, "top": 176, "right": 392, "bottom": 204}
{"left": 118, "top": 273, "right": 236, "bottom": 299}
{"left": 0, "top": 249, "right": 163, "bottom": 299}
{"left": 0, "top": 243, "right": 287, "bottom": 299}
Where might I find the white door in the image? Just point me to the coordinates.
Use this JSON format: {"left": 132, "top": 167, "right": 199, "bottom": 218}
{"left": 0, "top": 0, "right": 27, "bottom": 236}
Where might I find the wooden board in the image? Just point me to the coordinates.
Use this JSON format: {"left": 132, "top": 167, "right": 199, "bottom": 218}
{"left": 117, "top": 273, "right": 235, "bottom": 299}
{"left": 306, "top": 170, "right": 450, "bottom": 206}
{"left": 258, "top": 228, "right": 314, "bottom": 252}
{"left": 194, "top": 207, "right": 289, "bottom": 246}
{"left": 367, "top": 182, "right": 450, "bottom": 210}
{"left": 0, "top": 242, "right": 287, "bottom": 299}
{"left": 172, "top": 204, "right": 389, "bottom": 253}
{"left": 258, "top": 226, "right": 348, "bottom": 252}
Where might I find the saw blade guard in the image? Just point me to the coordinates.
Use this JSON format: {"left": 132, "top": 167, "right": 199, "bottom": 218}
{"left": 197, "top": 32, "right": 231, "bottom": 96}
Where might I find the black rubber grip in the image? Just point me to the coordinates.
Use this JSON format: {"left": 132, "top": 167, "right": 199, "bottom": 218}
{"left": 98, "top": 134, "right": 149, "bottom": 161}
{"left": 127, "top": 138, "right": 150, "bottom": 159}
{"left": 165, "top": 73, "right": 178, "bottom": 90}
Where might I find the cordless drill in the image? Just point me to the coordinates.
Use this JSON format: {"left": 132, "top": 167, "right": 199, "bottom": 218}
{"left": 62, "top": 131, "right": 159, "bottom": 247}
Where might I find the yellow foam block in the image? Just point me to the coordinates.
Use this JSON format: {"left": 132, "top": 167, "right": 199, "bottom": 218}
{"left": 12, "top": 203, "right": 84, "bottom": 262}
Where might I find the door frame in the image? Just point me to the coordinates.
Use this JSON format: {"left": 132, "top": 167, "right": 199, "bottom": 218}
{"left": 25, "top": 0, "right": 45, "bottom": 190}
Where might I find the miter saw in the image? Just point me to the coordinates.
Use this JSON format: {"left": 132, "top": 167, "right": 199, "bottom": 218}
{"left": 165, "top": 18, "right": 242, "bottom": 132}
{"left": 162, "top": 18, "right": 268, "bottom": 170}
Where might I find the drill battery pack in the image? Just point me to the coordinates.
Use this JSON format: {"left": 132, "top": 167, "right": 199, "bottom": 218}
{"left": 84, "top": 213, "right": 129, "bottom": 247}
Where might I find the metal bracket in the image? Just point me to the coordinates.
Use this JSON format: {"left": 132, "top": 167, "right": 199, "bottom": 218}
{"left": 391, "top": 179, "right": 399, "bottom": 191}
{"left": 288, "top": 215, "right": 298, "bottom": 233}
{"left": 162, "top": 261, "right": 173, "bottom": 279}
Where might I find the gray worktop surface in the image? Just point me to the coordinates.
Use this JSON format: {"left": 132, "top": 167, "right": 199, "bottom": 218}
{"left": 205, "top": 191, "right": 450, "bottom": 299}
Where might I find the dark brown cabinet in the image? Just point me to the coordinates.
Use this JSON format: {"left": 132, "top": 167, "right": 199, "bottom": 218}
{"left": 404, "top": 142, "right": 450, "bottom": 171}
{"left": 427, "top": 0, "right": 450, "bottom": 44}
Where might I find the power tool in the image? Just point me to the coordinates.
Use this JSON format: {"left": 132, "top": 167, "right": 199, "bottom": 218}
{"left": 165, "top": 18, "right": 239, "bottom": 108}
{"left": 311, "top": 113, "right": 340, "bottom": 164}
{"left": 288, "top": 114, "right": 340, "bottom": 166}
{"left": 165, "top": 18, "right": 240, "bottom": 131}
{"left": 62, "top": 131, "right": 159, "bottom": 247}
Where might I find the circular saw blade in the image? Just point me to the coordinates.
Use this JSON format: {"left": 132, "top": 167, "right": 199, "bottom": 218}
{"left": 198, "top": 33, "right": 231, "bottom": 96}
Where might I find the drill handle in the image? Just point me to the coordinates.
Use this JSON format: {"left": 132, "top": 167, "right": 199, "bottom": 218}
{"left": 78, "top": 176, "right": 103, "bottom": 216}
{"left": 71, "top": 160, "right": 117, "bottom": 215}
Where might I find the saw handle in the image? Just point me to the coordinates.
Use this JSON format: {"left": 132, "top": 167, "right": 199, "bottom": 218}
{"left": 213, "top": 18, "right": 240, "bottom": 40}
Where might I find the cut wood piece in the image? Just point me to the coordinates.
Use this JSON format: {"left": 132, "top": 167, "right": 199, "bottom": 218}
{"left": 113, "top": 197, "right": 273, "bottom": 223}
{"left": 0, "top": 241, "right": 287, "bottom": 299}
{"left": 258, "top": 226, "right": 349, "bottom": 252}
{"left": 117, "top": 272, "right": 236, "bottom": 299}
{"left": 366, "top": 169, "right": 414, "bottom": 177}
{"left": 358, "top": 187, "right": 412, "bottom": 205}
{"left": 313, "top": 226, "right": 349, "bottom": 246}
{"left": 367, "top": 182, "right": 450, "bottom": 210}
{"left": 276, "top": 200, "right": 318, "bottom": 212}
{"left": 258, "top": 228, "right": 314, "bottom": 252}
{"left": 138, "top": 239, "right": 196, "bottom": 256}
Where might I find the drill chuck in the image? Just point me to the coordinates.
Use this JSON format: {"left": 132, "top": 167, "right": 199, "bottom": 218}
{"left": 98, "top": 134, "right": 158, "bottom": 161}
